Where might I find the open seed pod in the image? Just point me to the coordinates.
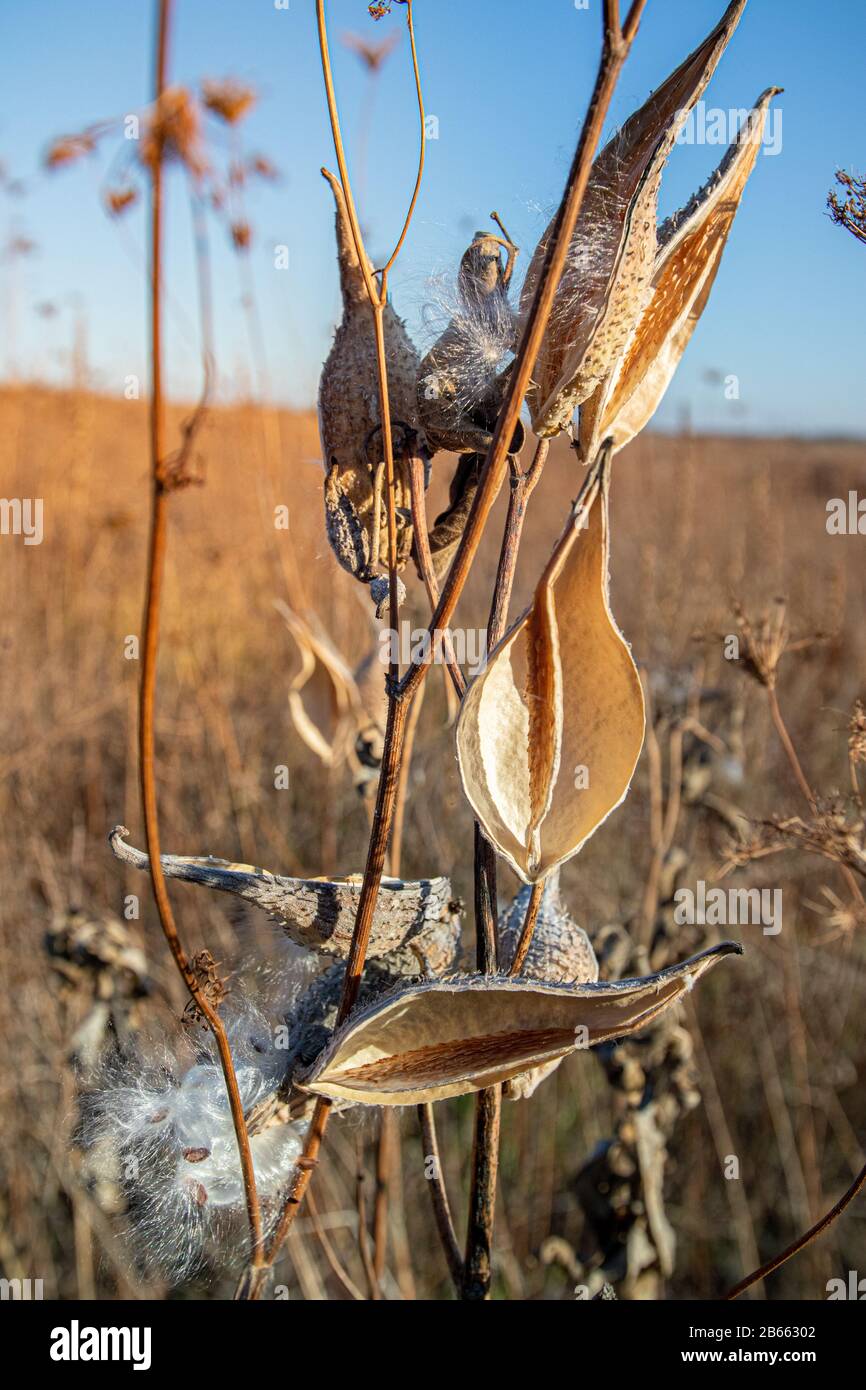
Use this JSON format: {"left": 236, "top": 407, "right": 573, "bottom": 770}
{"left": 109, "top": 826, "right": 453, "bottom": 959}
{"left": 417, "top": 229, "right": 519, "bottom": 457}
{"left": 577, "top": 88, "right": 781, "bottom": 462}
{"left": 318, "top": 167, "right": 422, "bottom": 581}
{"left": 299, "top": 942, "right": 742, "bottom": 1106}
{"left": 455, "top": 446, "right": 645, "bottom": 883}
{"left": 281, "top": 913, "right": 463, "bottom": 1119}
{"left": 500, "top": 870, "right": 599, "bottom": 1099}
{"left": 519, "top": 0, "right": 747, "bottom": 438}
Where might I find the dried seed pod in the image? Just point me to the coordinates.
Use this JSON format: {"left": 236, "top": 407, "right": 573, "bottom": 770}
{"left": 300, "top": 942, "right": 742, "bottom": 1106}
{"left": 424, "top": 450, "right": 483, "bottom": 583}
{"left": 318, "top": 167, "right": 421, "bottom": 581}
{"left": 499, "top": 870, "right": 599, "bottom": 1099}
{"left": 417, "top": 230, "right": 518, "bottom": 457}
{"left": 500, "top": 871, "right": 598, "bottom": 985}
{"left": 456, "top": 447, "right": 645, "bottom": 882}
{"left": 109, "top": 826, "right": 453, "bottom": 959}
{"left": 578, "top": 88, "right": 781, "bottom": 462}
{"left": 520, "top": 0, "right": 747, "bottom": 438}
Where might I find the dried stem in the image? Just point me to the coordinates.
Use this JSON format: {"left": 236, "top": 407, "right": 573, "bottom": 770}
{"left": 726, "top": 1161, "right": 866, "bottom": 1300}
{"left": 140, "top": 0, "right": 263, "bottom": 1269}
{"left": 418, "top": 1102, "right": 463, "bottom": 1291}
{"left": 508, "top": 881, "right": 545, "bottom": 977}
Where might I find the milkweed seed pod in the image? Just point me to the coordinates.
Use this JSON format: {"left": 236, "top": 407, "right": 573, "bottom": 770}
{"left": 499, "top": 871, "right": 599, "bottom": 1099}
{"left": 577, "top": 87, "right": 781, "bottom": 463}
{"left": 519, "top": 0, "right": 748, "bottom": 439}
{"left": 281, "top": 912, "right": 463, "bottom": 1118}
{"left": 417, "top": 230, "right": 520, "bottom": 457}
{"left": 318, "top": 167, "right": 421, "bottom": 581}
{"left": 109, "top": 826, "right": 453, "bottom": 960}
{"left": 456, "top": 447, "right": 645, "bottom": 883}
{"left": 299, "top": 942, "right": 742, "bottom": 1106}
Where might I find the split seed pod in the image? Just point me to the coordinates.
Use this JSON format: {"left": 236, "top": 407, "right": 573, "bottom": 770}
{"left": 578, "top": 88, "right": 781, "bottom": 462}
{"left": 499, "top": 871, "right": 599, "bottom": 1099}
{"left": 519, "top": 0, "right": 747, "bottom": 439}
{"left": 417, "top": 230, "right": 519, "bottom": 457}
{"left": 455, "top": 446, "right": 645, "bottom": 882}
{"left": 318, "top": 168, "right": 421, "bottom": 581}
{"left": 300, "top": 942, "right": 742, "bottom": 1106}
{"left": 109, "top": 827, "right": 453, "bottom": 959}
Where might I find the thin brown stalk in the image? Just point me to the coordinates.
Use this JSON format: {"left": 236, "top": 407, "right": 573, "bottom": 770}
{"left": 508, "top": 881, "right": 545, "bottom": 977}
{"left": 407, "top": 453, "right": 465, "bottom": 697}
{"left": 390, "top": 680, "right": 425, "bottom": 877}
{"left": 418, "top": 1102, "right": 463, "bottom": 1290}
{"left": 140, "top": 0, "right": 263, "bottom": 1268}
{"left": 726, "top": 1161, "right": 866, "bottom": 1300}
{"left": 372, "top": 1108, "right": 397, "bottom": 1283}
{"left": 355, "top": 1138, "right": 383, "bottom": 1300}
{"left": 307, "top": 1188, "right": 364, "bottom": 1301}
{"left": 487, "top": 440, "right": 548, "bottom": 648}
{"left": 379, "top": 0, "right": 425, "bottom": 277}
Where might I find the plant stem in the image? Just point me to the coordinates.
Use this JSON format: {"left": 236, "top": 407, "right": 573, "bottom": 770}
{"left": 726, "top": 1161, "right": 866, "bottom": 1300}
{"left": 418, "top": 1102, "right": 463, "bottom": 1291}
{"left": 141, "top": 0, "right": 263, "bottom": 1268}
{"left": 508, "top": 881, "right": 545, "bottom": 977}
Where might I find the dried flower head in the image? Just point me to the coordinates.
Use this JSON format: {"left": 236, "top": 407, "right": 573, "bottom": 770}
{"left": 342, "top": 30, "right": 400, "bottom": 71}
{"left": 201, "top": 78, "right": 257, "bottom": 125}
{"left": 44, "top": 132, "right": 98, "bottom": 169}
{"left": 731, "top": 599, "right": 824, "bottom": 690}
{"left": 827, "top": 169, "right": 866, "bottom": 248}
{"left": 230, "top": 220, "right": 252, "bottom": 251}
{"left": 104, "top": 186, "right": 138, "bottom": 217}
{"left": 849, "top": 700, "right": 866, "bottom": 766}
{"left": 139, "top": 87, "right": 205, "bottom": 177}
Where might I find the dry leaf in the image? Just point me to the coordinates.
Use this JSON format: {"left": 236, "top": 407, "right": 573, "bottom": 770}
{"left": 455, "top": 447, "right": 645, "bottom": 882}
{"left": 300, "top": 942, "right": 742, "bottom": 1105}
{"left": 520, "top": 0, "right": 747, "bottom": 438}
{"left": 109, "top": 826, "right": 453, "bottom": 959}
{"left": 318, "top": 168, "right": 421, "bottom": 581}
{"left": 578, "top": 88, "right": 781, "bottom": 461}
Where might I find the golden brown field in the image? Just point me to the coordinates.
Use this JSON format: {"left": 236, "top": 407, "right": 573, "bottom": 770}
{"left": 1, "top": 382, "right": 864, "bottom": 1299}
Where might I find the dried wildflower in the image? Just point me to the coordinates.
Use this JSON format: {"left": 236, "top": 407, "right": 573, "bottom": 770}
{"left": 828, "top": 169, "right": 866, "bottom": 248}
{"left": 342, "top": 31, "right": 400, "bottom": 72}
{"left": 723, "top": 800, "right": 866, "bottom": 882}
{"left": 104, "top": 186, "right": 138, "bottom": 217}
{"left": 44, "top": 132, "right": 97, "bottom": 169}
{"left": 318, "top": 167, "right": 421, "bottom": 581}
{"left": 109, "top": 825, "right": 456, "bottom": 959}
{"left": 201, "top": 78, "right": 257, "bottom": 125}
{"left": 520, "top": 0, "right": 749, "bottom": 439}
{"left": 300, "top": 942, "right": 741, "bottom": 1106}
{"left": 456, "top": 447, "right": 645, "bottom": 882}
{"left": 849, "top": 701, "right": 866, "bottom": 766}
{"left": 230, "top": 219, "right": 252, "bottom": 251}
{"left": 139, "top": 87, "right": 205, "bottom": 177}
{"left": 730, "top": 599, "right": 823, "bottom": 690}
{"left": 248, "top": 153, "right": 279, "bottom": 181}
{"left": 578, "top": 87, "right": 781, "bottom": 461}
{"left": 417, "top": 229, "right": 519, "bottom": 457}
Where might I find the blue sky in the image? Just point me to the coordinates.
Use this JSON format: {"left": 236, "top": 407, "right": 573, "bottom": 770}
{"left": 1, "top": 0, "right": 864, "bottom": 436}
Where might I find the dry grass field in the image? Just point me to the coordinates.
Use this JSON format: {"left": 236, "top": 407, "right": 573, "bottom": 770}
{"left": 1, "top": 381, "right": 864, "bottom": 1299}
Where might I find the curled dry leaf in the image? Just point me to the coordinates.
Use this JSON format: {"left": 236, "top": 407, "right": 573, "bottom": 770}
{"left": 578, "top": 88, "right": 781, "bottom": 462}
{"left": 520, "top": 0, "right": 747, "bottom": 438}
{"left": 108, "top": 827, "right": 453, "bottom": 959}
{"left": 318, "top": 167, "right": 422, "bottom": 581}
{"left": 300, "top": 942, "right": 742, "bottom": 1106}
{"left": 456, "top": 446, "right": 645, "bottom": 882}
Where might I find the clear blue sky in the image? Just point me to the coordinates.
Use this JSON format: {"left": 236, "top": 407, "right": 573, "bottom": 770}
{"left": 1, "top": 0, "right": 864, "bottom": 436}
